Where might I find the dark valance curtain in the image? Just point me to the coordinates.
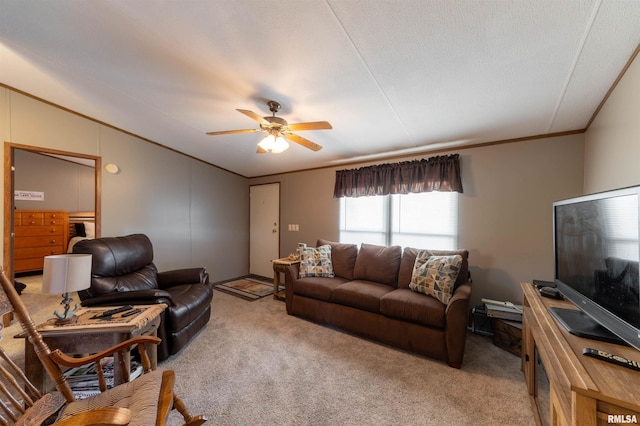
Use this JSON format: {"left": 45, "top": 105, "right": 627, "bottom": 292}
{"left": 333, "top": 154, "right": 463, "bottom": 198}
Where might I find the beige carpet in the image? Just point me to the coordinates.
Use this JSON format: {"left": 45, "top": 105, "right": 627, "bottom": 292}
{"left": 162, "top": 291, "right": 535, "bottom": 425}
{"left": 2, "top": 276, "right": 535, "bottom": 425}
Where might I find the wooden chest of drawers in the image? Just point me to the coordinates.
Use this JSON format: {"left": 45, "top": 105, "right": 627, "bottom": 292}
{"left": 14, "top": 210, "right": 69, "bottom": 273}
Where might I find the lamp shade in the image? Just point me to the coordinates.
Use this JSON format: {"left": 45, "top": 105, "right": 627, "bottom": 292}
{"left": 271, "top": 136, "right": 289, "bottom": 153}
{"left": 42, "top": 254, "right": 92, "bottom": 294}
{"left": 258, "top": 134, "right": 289, "bottom": 153}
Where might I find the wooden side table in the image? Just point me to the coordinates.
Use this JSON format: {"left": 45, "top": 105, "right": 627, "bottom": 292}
{"left": 521, "top": 283, "right": 640, "bottom": 425}
{"left": 271, "top": 258, "right": 299, "bottom": 300}
{"left": 16, "top": 304, "right": 165, "bottom": 395}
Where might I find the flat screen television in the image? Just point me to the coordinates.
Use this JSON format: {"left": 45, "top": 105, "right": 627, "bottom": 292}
{"left": 552, "top": 185, "right": 640, "bottom": 351}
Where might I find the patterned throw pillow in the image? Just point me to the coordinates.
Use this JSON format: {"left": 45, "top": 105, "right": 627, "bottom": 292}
{"left": 299, "top": 244, "right": 335, "bottom": 278}
{"left": 409, "top": 250, "right": 462, "bottom": 305}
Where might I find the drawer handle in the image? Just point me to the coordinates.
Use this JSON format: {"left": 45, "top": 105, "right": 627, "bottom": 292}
{"left": 30, "top": 221, "right": 36, "bottom": 225}
{"left": 51, "top": 221, "right": 56, "bottom": 224}
{"left": 50, "top": 229, "right": 56, "bottom": 233}
{"left": 50, "top": 250, "right": 57, "bottom": 254}
{"left": 50, "top": 239, "right": 56, "bottom": 244}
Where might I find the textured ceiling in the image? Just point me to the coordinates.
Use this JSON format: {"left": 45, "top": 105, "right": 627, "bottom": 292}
{"left": 1, "top": 1, "right": 639, "bottom": 177}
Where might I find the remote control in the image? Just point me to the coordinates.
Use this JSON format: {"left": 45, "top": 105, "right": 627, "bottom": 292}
{"left": 539, "top": 286, "right": 563, "bottom": 299}
{"left": 582, "top": 347, "right": 640, "bottom": 372}
{"left": 121, "top": 308, "right": 142, "bottom": 318}
{"left": 533, "top": 279, "right": 556, "bottom": 289}
{"left": 91, "top": 305, "right": 133, "bottom": 319}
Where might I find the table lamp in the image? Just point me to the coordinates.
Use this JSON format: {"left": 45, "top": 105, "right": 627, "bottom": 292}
{"left": 42, "top": 254, "right": 92, "bottom": 325}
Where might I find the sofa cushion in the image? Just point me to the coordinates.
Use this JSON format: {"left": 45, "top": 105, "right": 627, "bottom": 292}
{"left": 409, "top": 251, "right": 462, "bottom": 305}
{"left": 380, "top": 288, "right": 446, "bottom": 328}
{"left": 398, "top": 247, "right": 469, "bottom": 289}
{"left": 294, "top": 276, "right": 349, "bottom": 301}
{"left": 353, "top": 243, "right": 402, "bottom": 286}
{"left": 58, "top": 368, "right": 167, "bottom": 424}
{"left": 317, "top": 239, "right": 358, "bottom": 280}
{"left": 299, "top": 245, "right": 335, "bottom": 278}
{"left": 330, "top": 280, "right": 395, "bottom": 313}
{"left": 74, "top": 234, "right": 154, "bottom": 277}
{"left": 73, "top": 234, "right": 159, "bottom": 296}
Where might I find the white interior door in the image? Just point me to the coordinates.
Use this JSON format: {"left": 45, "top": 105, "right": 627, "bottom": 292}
{"left": 250, "top": 183, "right": 280, "bottom": 278}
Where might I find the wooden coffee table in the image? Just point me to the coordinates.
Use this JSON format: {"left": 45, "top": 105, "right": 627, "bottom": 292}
{"left": 16, "top": 304, "right": 165, "bottom": 394}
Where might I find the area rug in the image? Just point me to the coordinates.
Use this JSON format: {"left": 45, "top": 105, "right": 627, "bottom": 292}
{"left": 214, "top": 278, "right": 277, "bottom": 300}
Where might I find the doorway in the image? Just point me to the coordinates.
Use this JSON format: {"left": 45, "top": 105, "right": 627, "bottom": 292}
{"left": 3, "top": 142, "right": 101, "bottom": 279}
{"left": 249, "top": 183, "right": 280, "bottom": 278}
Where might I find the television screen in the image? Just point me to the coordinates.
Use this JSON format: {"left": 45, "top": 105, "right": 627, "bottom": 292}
{"left": 554, "top": 186, "right": 640, "bottom": 350}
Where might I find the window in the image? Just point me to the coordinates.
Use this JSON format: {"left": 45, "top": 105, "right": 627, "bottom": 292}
{"left": 339, "top": 191, "right": 458, "bottom": 249}
{"left": 603, "top": 194, "right": 638, "bottom": 262}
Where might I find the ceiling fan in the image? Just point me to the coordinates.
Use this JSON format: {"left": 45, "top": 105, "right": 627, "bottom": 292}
{"left": 206, "top": 101, "right": 332, "bottom": 154}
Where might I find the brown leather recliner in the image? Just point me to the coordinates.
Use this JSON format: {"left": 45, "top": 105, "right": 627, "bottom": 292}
{"left": 72, "top": 234, "right": 213, "bottom": 361}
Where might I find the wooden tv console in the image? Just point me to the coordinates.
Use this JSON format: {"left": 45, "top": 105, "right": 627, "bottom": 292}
{"left": 521, "top": 283, "right": 640, "bottom": 426}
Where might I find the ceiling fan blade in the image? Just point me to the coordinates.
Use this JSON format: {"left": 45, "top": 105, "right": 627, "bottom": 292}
{"left": 256, "top": 145, "right": 268, "bottom": 154}
{"left": 206, "top": 129, "right": 261, "bottom": 136}
{"left": 287, "top": 121, "right": 332, "bottom": 131}
{"left": 283, "top": 133, "right": 323, "bottom": 151}
{"left": 237, "top": 109, "right": 270, "bottom": 126}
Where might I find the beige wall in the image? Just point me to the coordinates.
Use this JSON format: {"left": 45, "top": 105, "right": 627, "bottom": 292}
{"left": 14, "top": 149, "right": 95, "bottom": 211}
{"left": 584, "top": 52, "right": 640, "bottom": 193}
{"left": 251, "top": 133, "right": 585, "bottom": 307}
{"left": 3, "top": 48, "right": 636, "bottom": 307}
{"left": 1, "top": 89, "right": 249, "bottom": 280}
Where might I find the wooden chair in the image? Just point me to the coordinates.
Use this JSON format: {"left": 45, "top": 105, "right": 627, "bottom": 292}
{"left": 0, "top": 268, "right": 206, "bottom": 425}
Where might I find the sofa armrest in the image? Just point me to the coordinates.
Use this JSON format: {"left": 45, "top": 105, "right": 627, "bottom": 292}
{"left": 445, "top": 281, "right": 472, "bottom": 316}
{"left": 444, "top": 280, "right": 472, "bottom": 368}
{"left": 283, "top": 263, "right": 300, "bottom": 313}
{"left": 157, "top": 267, "right": 209, "bottom": 289}
{"left": 80, "top": 289, "right": 174, "bottom": 307}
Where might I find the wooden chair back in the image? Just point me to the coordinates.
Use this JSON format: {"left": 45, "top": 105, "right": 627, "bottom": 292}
{"left": 0, "top": 270, "right": 75, "bottom": 404}
{"left": 0, "top": 271, "right": 71, "bottom": 425}
{"left": 0, "top": 345, "right": 67, "bottom": 425}
{"left": 0, "top": 269, "right": 206, "bottom": 425}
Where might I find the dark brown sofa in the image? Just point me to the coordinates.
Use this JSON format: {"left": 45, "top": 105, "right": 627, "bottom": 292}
{"left": 284, "top": 240, "right": 472, "bottom": 368}
{"left": 72, "top": 234, "right": 213, "bottom": 361}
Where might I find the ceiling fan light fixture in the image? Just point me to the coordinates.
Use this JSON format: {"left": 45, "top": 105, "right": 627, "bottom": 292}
{"left": 207, "top": 100, "right": 329, "bottom": 153}
{"left": 258, "top": 134, "right": 289, "bottom": 154}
